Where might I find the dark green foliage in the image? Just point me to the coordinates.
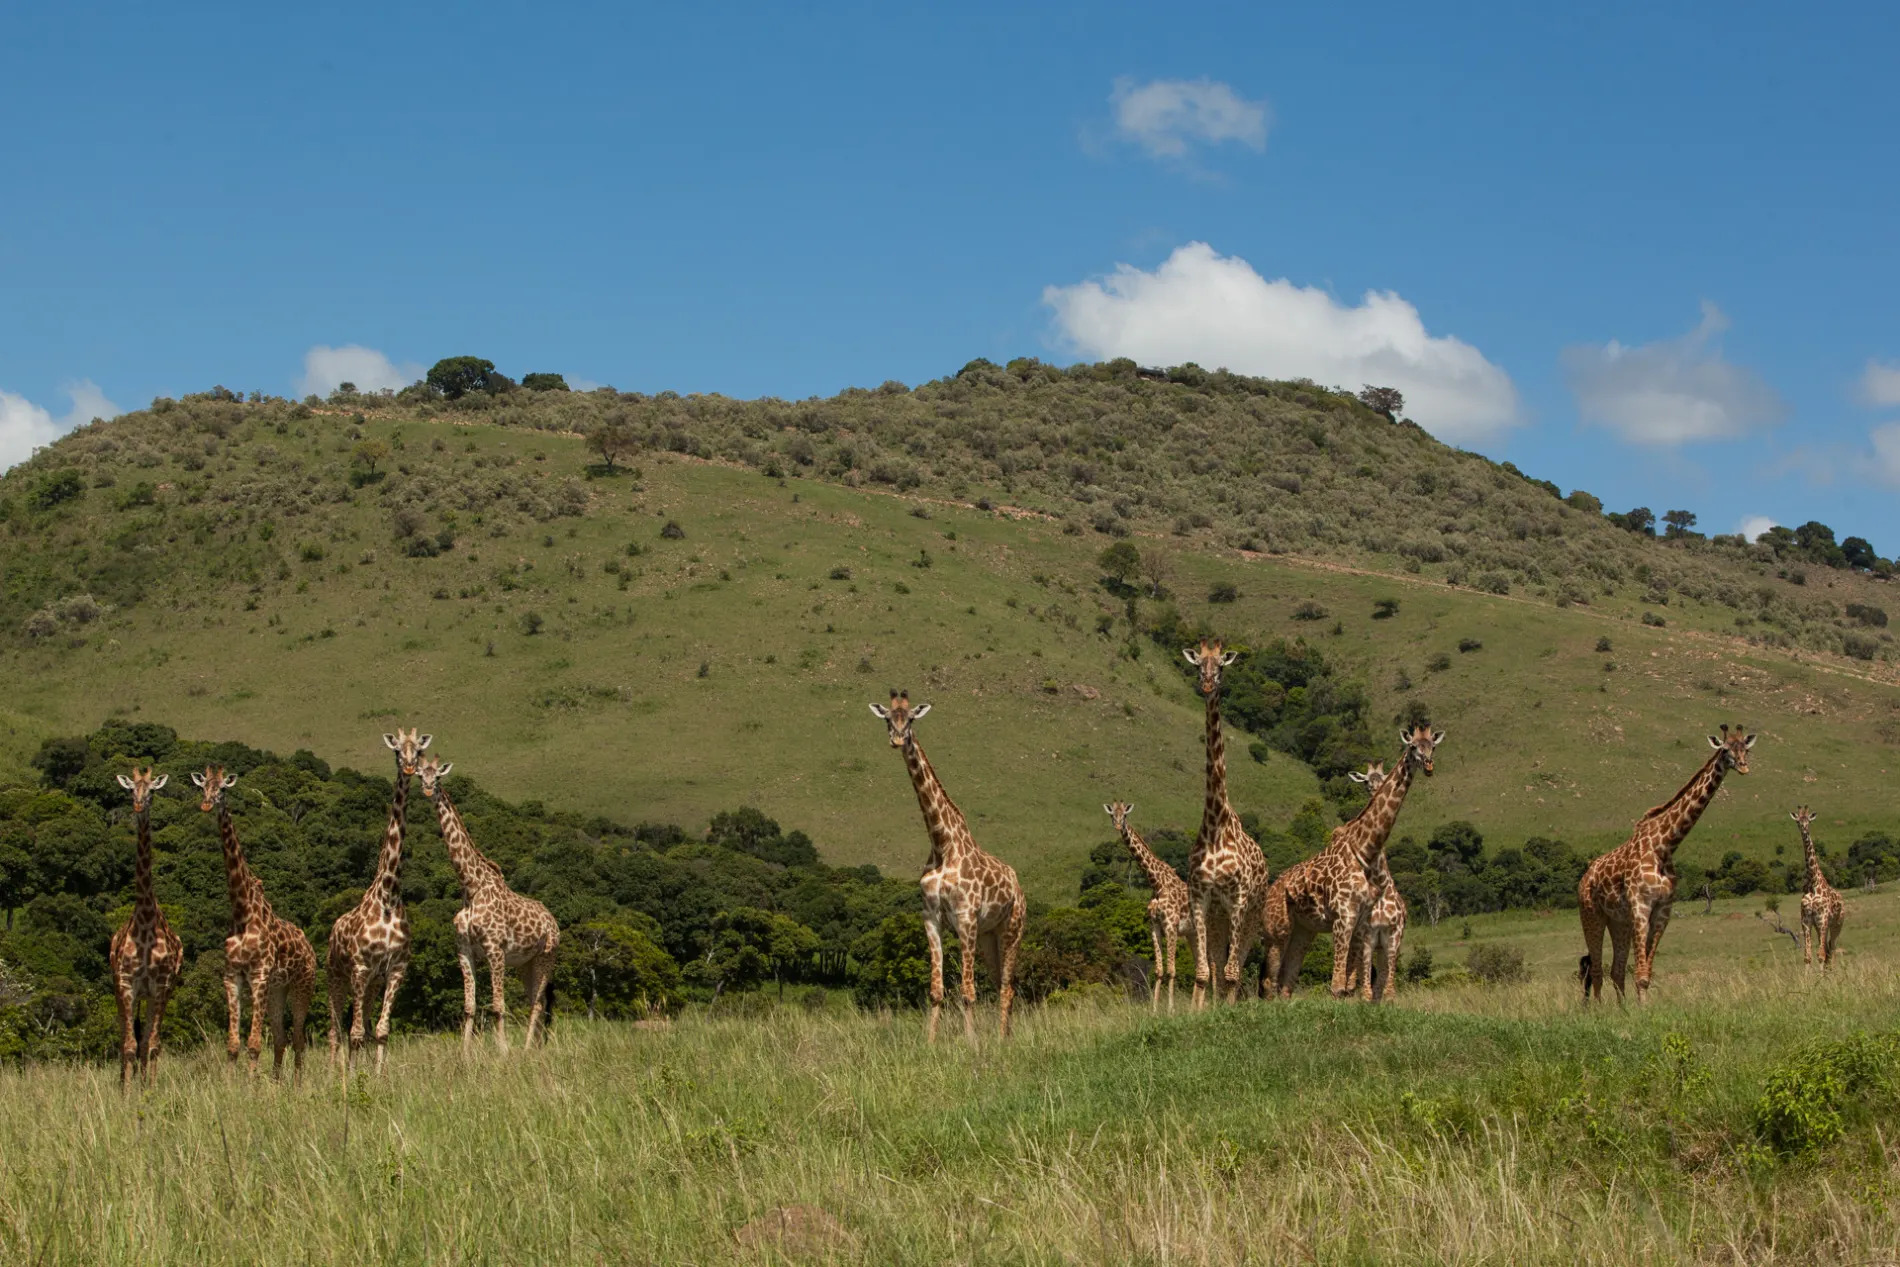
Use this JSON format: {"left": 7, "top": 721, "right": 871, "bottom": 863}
{"left": 1292, "top": 600, "right": 1328, "bottom": 621}
{"left": 1097, "top": 541, "right": 1141, "bottom": 588}
{"left": 660, "top": 520, "right": 685, "bottom": 540}
{"left": 1842, "top": 536, "right": 1878, "bottom": 570}
{"left": 1753, "top": 1032, "right": 1900, "bottom": 1153}
{"left": 26, "top": 470, "right": 83, "bottom": 512}
{"left": 1845, "top": 602, "right": 1887, "bottom": 628}
{"left": 1464, "top": 941, "right": 1528, "bottom": 984}
{"left": 1208, "top": 583, "right": 1239, "bottom": 604}
{"left": 1457, "top": 638, "right": 1482, "bottom": 653}
{"left": 1404, "top": 946, "right": 1434, "bottom": 982}
{"left": 849, "top": 914, "right": 930, "bottom": 1010}
{"left": 522, "top": 373, "right": 570, "bottom": 392}
{"left": 1847, "top": 832, "right": 1899, "bottom": 882}
{"left": 1608, "top": 507, "right": 1656, "bottom": 536}
{"left": 1642, "top": 611, "right": 1666, "bottom": 627}
{"left": 426, "top": 356, "right": 499, "bottom": 400}
{"left": 1372, "top": 598, "right": 1399, "bottom": 619}
{"left": 1015, "top": 905, "right": 1126, "bottom": 1001}
{"left": 1595, "top": 636, "right": 1613, "bottom": 653}
{"left": 1662, "top": 509, "right": 1697, "bottom": 537}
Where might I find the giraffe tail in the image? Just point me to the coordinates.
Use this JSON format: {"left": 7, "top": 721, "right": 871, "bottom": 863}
{"left": 542, "top": 981, "right": 556, "bottom": 1030}
{"left": 1578, "top": 953, "right": 1591, "bottom": 1002}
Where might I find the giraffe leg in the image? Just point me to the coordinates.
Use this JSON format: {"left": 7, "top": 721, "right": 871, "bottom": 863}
{"left": 523, "top": 954, "right": 554, "bottom": 1047}
{"left": 1357, "top": 925, "right": 1375, "bottom": 1004}
{"left": 922, "top": 915, "right": 946, "bottom": 1044}
{"left": 346, "top": 964, "right": 373, "bottom": 1084}
{"left": 483, "top": 938, "right": 511, "bottom": 1054}
{"left": 115, "top": 978, "right": 137, "bottom": 1089}
{"left": 326, "top": 961, "right": 349, "bottom": 1070}
{"left": 997, "top": 907, "right": 1023, "bottom": 1040}
{"left": 1581, "top": 909, "right": 1606, "bottom": 1003}
{"left": 1801, "top": 918, "right": 1814, "bottom": 969}
{"left": 288, "top": 978, "right": 311, "bottom": 1085}
{"left": 224, "top": 968, "right": 245, "bottom": 1066}
{"left": 1149, "top": 918, "right": 1165, "bottom": 1010}
{"left": 1278, "top": 928, "right": 1316, "bottom": 999}
{"left": 1383, "top": 924, "right": 1403, "bottom": 1002}
{"left": 246, "top": 965, "right": 273, "bottom": 1074}
{"left": 145, "top": 988, "right": 171, "bottom": 1086}
{"left": 1206, "top": 909, "right": 1233, "bottom": 1006}
{"left": 457, "top": 936, "right": 481, "bottom": 1053}
{"left": 373, "top": 959, "right": 407, "bottom": 1074}
{"left": 1608, "top": 923, "right": 1631, "bottom": 1004}
{"left": 267, "top": 981, "right": 289, "bottom": 1079}
{"left": 1825, "top": 914, "right": 1842, "bottom": 967}
{"left": 1164, "top": 927, "right": 1178, "bottom": 1014}
{"left": 1189, "top": 900, "right": 1212, "bottom": 1010}
{"left": 957, "top": 918, "right": 978, "bottom": 1044}
{"left": 1636, "top": 906, "right": 1668, "bottom": 1003}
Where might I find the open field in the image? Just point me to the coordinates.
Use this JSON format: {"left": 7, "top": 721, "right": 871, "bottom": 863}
{"left": 3, "top": 889, "right": 1897, "bottom": 1265}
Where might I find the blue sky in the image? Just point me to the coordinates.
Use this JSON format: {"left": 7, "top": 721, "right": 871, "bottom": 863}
{"left": 3, "top": 1, "right": 1897, "bottom": 548}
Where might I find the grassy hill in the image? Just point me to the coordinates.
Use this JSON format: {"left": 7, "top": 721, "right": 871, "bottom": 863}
{"left": 2, "top": 371, "right": 1898, "bottom": 897}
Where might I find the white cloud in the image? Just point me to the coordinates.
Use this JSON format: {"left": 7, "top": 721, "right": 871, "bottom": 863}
{"left": 1737, "top": 514, "right": 1780, "bottom": 543}
{"left": 568, "top": 378, "right": 605, "bottom": 393}
{"left": 297, "top": 344, "right": 422, "bottom": 399}
{"left": 1867, "top": 423, "right": 1900, "bottom": 488}
{"left": 1859, "top": 360, "right": 1900, "bottom": 407}
{"left": 1560, "top": 302, "right": 1786, "bottom": 446}
{"left": 1042, "top": 241, "right": 1521, "bottom": 445}
{"left": 1110, "top": 77, "right": 1269, "bottom": 159}
{"left": 0, "top": 380, "right": 122, "bottom": 472}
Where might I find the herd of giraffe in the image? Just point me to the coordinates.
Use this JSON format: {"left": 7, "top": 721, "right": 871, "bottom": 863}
{"left": 109, "top": 729, "right": 560, "bottom": 1087}
{"left": 875, "top": 639, "right": 1840, "bottom": 1042}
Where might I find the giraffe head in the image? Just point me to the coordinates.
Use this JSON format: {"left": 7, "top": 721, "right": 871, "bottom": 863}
{"left": 869, "top": 691, "right": 930, "bottom": 748}
{"left": 116, "top": 766, "right": 168, "bottom": 814}
{"left": 1790, "top": 804, "right": 1816, "bottom": 831}
{"left": 1708, "top": 723, "right": 1756, "bottom": 774}
{"left": 1348, "top": 762, "right": 1389, "bottom": 794}
{"left": 1181, "top": 639, "right": 1239, "bottom": 697}
{"left": 1104, "top": 800, "right": 1134, "bottom": 833}
{"left": 1398, "top": 722, "right": 1445, "bottom": 777}
{"left": 383, "top": 728, "right": 432, "bottom": 777}
{"left": 190, "top": 765, "right": 238, "bottom": 812}
{"left": 416, "top": 753, "right": 454, "bottom": 802}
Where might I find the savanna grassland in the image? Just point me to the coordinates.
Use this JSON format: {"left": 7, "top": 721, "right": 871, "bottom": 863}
{"left": 2, "top": 893, "right": 1897, "bottom": 1266}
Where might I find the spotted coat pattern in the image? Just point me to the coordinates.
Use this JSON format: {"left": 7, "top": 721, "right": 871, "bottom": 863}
{"left": 1183, "top": 640, "right": 1271, "bottom": 1008}
{"left": 1792, "top": 806, "right": 1845, "bottom": 971}
{"left": 1340, "top": 765, "right": 1408, "bottom": 1002}
{"left": 1106, "top": 801, "right": 1190, "bottom": 1012}
{"left": 109, "top": 768, "right": 183, "bottom": 1087}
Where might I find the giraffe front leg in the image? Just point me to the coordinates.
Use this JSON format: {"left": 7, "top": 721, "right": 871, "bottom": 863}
{"left": 144, "top": 989, "right": 171, "bottom": 1085}
{"left": 373, "top": 959, "right": 407, "bottom": 1074}
{"left": 1164, "top": 927, "right": 1179, "bottom": 1013}
{"left": 1329, "top": 907, "right": 1359, "bottom": 1000}
{"left": 224, "top": 969, "right": 245, "bottom": 1066}
{"left": 997, "top": 910, "right": 1022, "bottom": 1040}
{"left": 267, "top": 982, "right": 289, "bottom": 1079}
{"left": 1580, "top": 910, "right": 1606, "bottom": 1003}
{"left": 1149, "top": 919, "right": 1165, "bottom": 1011}
{"left": 346, "top": 964, "right": 373, "bottom": 1084}
{"left": 483, "top": 938, "right": 511, "bottom": 1054}
{"left": 457, "top": 938, "right": 480, "bottom": 1053}
{"left": 288, "top": 980, "right": 311, "bottom": 1085}
{"left": 245, "top": 966, "right": 273, "bottom": 1074}
{"left": 922, "top": 915, "right": 946, "bottom": 1044}
{"left": 115, "top": 980, "right": 137, "bottom": 1089}
{"left": 1189, "top": 902, "right": 1211, "bottom": 1010}
{"left": 523, "top": 954, "right": 554, "bottom": 1047}
{"left": 326, "top": 963, "right": 349, "bottom": 1069}
{"left": 957, "top": 920, "right": 978, "bottom": 1044}
{"left": 1383, "top": 925, "right": 1402, "bottom": 1002}
{"left": 1801, "top": 919, "right": 1814, "bottom": 969}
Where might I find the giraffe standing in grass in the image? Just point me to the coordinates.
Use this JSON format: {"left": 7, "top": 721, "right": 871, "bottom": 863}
{"left": 328, "top": 731, "right": 426, "bottom": 1077}
{"left": 1342, "top": 763, "right": 1409, "bottom": 1003}
{"left": 1105, "top": 801, "right": 1190, "bottom": 1012}
{"left": 1183, "top": 640, "right": 1271, "bottom": 1007}
{"left": 1579, "top": 724, "right": 1754, "bottom": 1004}
{"left": 417, "top": 754, "right": 561, "bottom": 1052}
{"left": 1791, "top": 806, "right": 1845, "bottom": 971}
{"left": 109, "top": 768, "right": 183, "bottom": 1087}
{"left": 195, "top": 765, "right": 317, "bottom": 1080}
{"left": 871, "top": 692, "right": 1026, "bottom": 1041}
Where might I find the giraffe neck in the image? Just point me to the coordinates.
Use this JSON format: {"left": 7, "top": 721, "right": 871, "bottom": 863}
{"left": 1798, "top": 823, "right": 1824, "bottom": 889}
{"left": 132, "top": 804, "right": 158, "bottom": 918}
{"left": 217, "top": 803, "right": 267, "bottom": 930}
{"left": 1646, "top": 751, "right": 1730, "bottom": 859}
{"left": 1338, "top": 756, "right": 1417, "bottom": 873}
{"left": 1119, "top": 823, "right": 1177, "bottom": 895}
{"left": 1198, "top": 683, "right": 1230, "bottom": 849}
{"left": 368, "top": 767, "right": 411, "bottom": 907}
{"left": 431, "top": 787, "right": 501, "bottom": 897}
{"left": 901, "top": 737, "right": 967, "bottom": 869}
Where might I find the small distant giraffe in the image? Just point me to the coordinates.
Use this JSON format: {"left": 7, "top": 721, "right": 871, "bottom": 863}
{"left": 417, "top": 754, "right": 561, "bottom": 1052}
{"left": 328, "top": 731, "right": 426, "bottom": 1077}
{"left": 1791, "top": 806, "right": 1845, "bottom": 972}
{"left": 1580, "top": 724, "right": 1755, "bottom": 1003}
{"left": 1342, "top": 763, "right": 1409, "bottom": 1002}
{"left": 1105, "top": 801, "right": 1190, "bottom": 1012}
{"left": 109, "top": 768, "right": 183, "bottom": 1087}
{"left": 194, "top": 765, "right": 317, "bottom": 1080}
{"left": 1183, "top": 640, "right": 1271, "bottom": 1007}
{"left": 870, "top": 692, "right": 1026, "bottom": 1041}
{"left": 1266, "top": 725, "right": 1441, "bottom": 1000}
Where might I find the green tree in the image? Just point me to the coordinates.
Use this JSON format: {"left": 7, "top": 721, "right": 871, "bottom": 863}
{"left": 554, "top": 920, "right": 681, "bottom": 1018}
{"left": 850, "top": 913, "right": 930, "bottom": 1009}
{"left": 352, "top": 439, "right": 389, "bottom": 476}
{"left": 685, "top": 907, "right": 819, "bottom": 997}
{"left": 1097, "top": 540, "right": 1142, "bottom": 588}
{"left": 521, "top": 372, "right": 569, "bottom": 392}
{"left": 425, "top": 356, "right": 498, "bottom": 400}
{"left": 1662, "top": 509, "right": 1697, "bottom": 537}
{"left": 1842, "top": 536, "right": 1878, "bottom": 570}
{"left": 1357, "top": 385, "right": 1404, "bottom": 420}
{"left": 589, "top": 418, "right": 635, "bottom": 473}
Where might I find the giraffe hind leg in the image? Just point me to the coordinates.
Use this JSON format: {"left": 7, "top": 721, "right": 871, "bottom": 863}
{"left": 996, "top": 908, "right": 1023, "bottom": 1040}
{"left": 1580, "top": 909, "right": 1606, "bottom": 1003}
{"left": 922, "top": 916, "right": 946, "bottom": 1044}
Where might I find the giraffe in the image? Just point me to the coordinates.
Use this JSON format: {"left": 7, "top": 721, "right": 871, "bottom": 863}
{"left": 1580, "top": 724, "right": 1755, "bottom": 1004}
{"left": 417, "top": 753, "right": 561, "bottom": 1052}
{"left": 328, "top": 730, "right": 426, "bottom": 1078}
{"left": 870, "top": 692, "right": 1026, "bottom": 1042}
{"left": 109, "top": 767, "right": 183, "bottom": 1088}
{"left": 1183, "top": 640, "right": 1271, "bottom": 1007}
{"left": 193, "top": 765, "right": 317, "bottom": 1080}
{"left": 1266, "top": 725, "right": 1441, "bottom": 1000}
{"left": 1105, "top": 801, "right": 1191, "bottom": 1012}
{"left": 1791, "top": 805, "right": 1845, "bottom": 972}
{"left": 1341, "top": 763, "right": 1409, "bottom": 1002}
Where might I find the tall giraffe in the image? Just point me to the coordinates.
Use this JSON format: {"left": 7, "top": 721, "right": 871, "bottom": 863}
{"left": 109, "top": 768, "right": 183, "bottom": 1087}
{"left": 1265, "top": 725, "right": 1441, "bottom": 1000}
{"left": 1183, "top": 640, "right": 1270, "bottom": 1007}
{"left": 1580, "top": 724, "right": 1755, "bottom": 1003}
{"left": 328, "top": 730, "right": 426, "bottom": 1077}
{"left": 870, "top": 692, "right": 1026, "bottom": 1042}
{"left": 193, "top": 765, "right": 317, "bottom": 1080}
{"left": 1105, "top": 801, "right": 1190, "bottom": 1012}
{"left": 417, "top": 754, "right": 560, "bottom": 1052}
{"left": 1791, "top": 806, "right": 1845, "bottom": 972}
{"left": 1341, "top": 763, "right": 1408, "bottom": 1002}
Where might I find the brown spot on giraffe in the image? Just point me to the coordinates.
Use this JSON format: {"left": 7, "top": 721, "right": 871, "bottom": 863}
{"left": 1183, "top": 640, "right": 1271, "bottom": 1007}
{"left": 194, "top": 764, "right": 317, "bottom": 1081}
{"left": 1791, "top": 805, "right": 1845, "bottom": 972}
{"left": 418, "top": 753, "right": 560, "bottom": 1052}
{"left": 1580, "top": 724, "right": 1755, "bottom": 1004}
{"left": 1106, "top": 801, "right": 1190, "bottom": 1012}
{"left": 328, "top": 730, "right": 426, "bottom": 1079}
{"left": 1265, "top": 726, "right": 1441, "bottom": 1001}
{"left": 1341, "top": 763, "right": 1409, "bottom": 1003}
{"left": 871, "top": 691, "right": 1026, "bottom": 1042}
{"left": 109, "top": 767, "right": 183, "bottom": 1088}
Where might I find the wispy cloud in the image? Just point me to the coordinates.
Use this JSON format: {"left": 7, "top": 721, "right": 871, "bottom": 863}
{"left": 1560, "top": 302, "right": 1786, "bottom": 446}
{"left": 1109, "top": 77, "right": 1269, "bottom": 160}
{"left": 297, "top": 344, "right": 422, "bottom": 398}
{"left": 1858, "top": 359, "right": 1900, "bottom": 407}
{"left": 0, "top": 380, "right": 122, "bottom": 472}
{"left": 1043, "top": 241, "right": 1520, "bottom": 446}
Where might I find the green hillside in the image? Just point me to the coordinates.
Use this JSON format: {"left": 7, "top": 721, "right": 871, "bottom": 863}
{"left": 2, "top": 369, "right": 1898, "bottom": 898}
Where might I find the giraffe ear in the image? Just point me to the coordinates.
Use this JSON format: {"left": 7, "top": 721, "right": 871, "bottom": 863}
{"left": 221, "top": 773, "right": 238, "bottom": 789}
{"left": 437, "top": 762, "right": 453, "bottom": 777}
{"left": 383, "top": 733, "right": 400, "bottom": 750}
{"left": 190, "top": 772, "right": 206, "bottom": 789}
{"left": 869, "top": 704, "right": 890, "bottom": 719}
{"left": 1431, "top": 729, "right": 1446, "bottom": 745}
{"left": 117, "top": 774, "right": 135, "bottom": 790}
{"left": 417, "top": 734, "right": 432, "bottom": 750}
{"left": 1182, "top": 647, "right": 1199, "bottom": 667}
{"left": 1744, "top": 734, "right": 1756, "bottom": 749}
{"left": 151, "top": 774, "right": 167, "bottom": 791}
{"left": 911, "top": 703, "right": 931, "bottom": 720}
{"left": 1219, "top": 651, "right": 1239, "bottom": 666}
{"left": 1348, "top": 771, "right": 1368, "bottom": 784}
{"left": 1708, "top": 735, "right": 1722, "bottom": 750}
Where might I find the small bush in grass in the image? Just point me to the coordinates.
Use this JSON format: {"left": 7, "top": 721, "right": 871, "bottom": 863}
{"left": 1475, "top": 572, "right": 1511, "bottom": 595}
{"left": 1595, "top": 636, "right": 1613, "bottom": 652}
{"left": 1753, "top": 1032, "right": 1900, "bottom": 1154}
{"left": 1373, "top": 598, "right": 1400, "bottom": 619}
{"left": 1465, "top": 942, "right": 1528, "bottom": 985}
{"left": 1642, "top": 611, "right": 1666, "bottom": 627}
{"left": 521, "top": 611, "right": 545, "bottom": 636}
{"left": 828, "top": 566, "right": 852, "bottom": 581}
{"left": 1426, "top": 652, "right": 1452, "bottom": 673}
{"left": 1404, "top": 946, "right": 1434, "bottom": 982}
{"left": 1293, "top": 600, "right": 1328, "bottom": 621}
{"left": 660, "top": 520, "right": 685, "bottom": 540}
{"left": 1458, "top": 637, "right": 1483, "bottom": 653}
{"left": 1208, "top": 583, "right": 1239, "bottom": 603}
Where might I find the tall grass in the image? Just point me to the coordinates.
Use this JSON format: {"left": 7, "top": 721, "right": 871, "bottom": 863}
{"left": 3, "top": 955, "right": 1896, "bottom": 1264}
